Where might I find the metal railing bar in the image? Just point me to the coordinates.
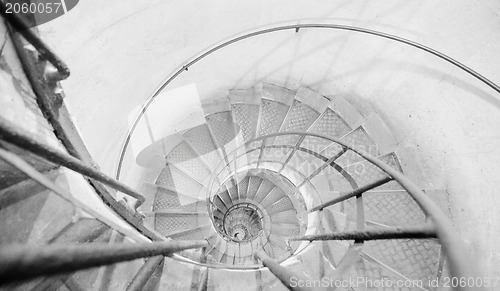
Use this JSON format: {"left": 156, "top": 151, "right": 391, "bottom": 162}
{"left": 163, "top": 224, "right": 212, "bottom": 239}
{"left": 289, "top": 132, "right": 480, "bottom": 285}
{"left": 170, "top": 252, "right": 262, "bottom": 270}
{"left": 0, "top": 118, "right": 146, "bottom": 207}
{"left": 278, "top": 108, "right": 327, "bottom": 174}
{"left": 255, "top": 139, "right": 266, "bottom": 168}
{"left": 0, "top": 144, "right": 122, "bottom": 224}
{"left": 0, "top": 1, "right": 70, "bottom": 80}
{"left": 288, "top": 225, "right": 437, "bottom": 242}
{"left": 217, "top": 240, "right": 227, "bottom": 263}
{"left": 6, "top": 19, "right": 160, "bottom": 241}
{"left": 309, "top": 176, "right": 392, "bottom": 213}
{"left": 205, "top": 140, "right": 355, "bottom": 202}
{"left": 0, "top": 144, "right": 165, "bottom": 248}
{"left": 254, "top": 250, "right": 326, "bottom": 291}
{"left": 117, "top": 22, "right": 500, "bottom": 180}
{"left": 211, "top": 142, "right": 358, "bottom": 192}
{"left": 230, "top": 131, "right": 478, "bottom": 283}
{"left": 144, "top": 210, "right": 209, "bottom": 216}
{"left": 297, "top": 146, "right": 348, "bottom": 187}
{"left": 356, "top": 191, "right": 366, "bottom": 232}
{"left": 0, "top": 240, "right": 207, "bottom": 284}
{"left": 278, "top": 135, "right": 306, "bottom": 173}
{"left": 0, "top": 144, "right": 71, "bottom": 205}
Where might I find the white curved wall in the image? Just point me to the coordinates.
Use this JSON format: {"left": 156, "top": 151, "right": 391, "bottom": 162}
{"left": 38, "top": 0, "right": 500, "bottom": 277}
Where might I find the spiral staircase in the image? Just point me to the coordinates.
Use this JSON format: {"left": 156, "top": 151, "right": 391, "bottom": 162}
{"left": 0, "top": 6, "right": 494, "bottom": 291}
{"left": 130, "top": 82, "right": 443, "bottom": 290}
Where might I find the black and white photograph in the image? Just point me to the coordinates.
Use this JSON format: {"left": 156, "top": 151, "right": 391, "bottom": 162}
{"left": 0, "top": 1, "right": 499, "bottom": 290}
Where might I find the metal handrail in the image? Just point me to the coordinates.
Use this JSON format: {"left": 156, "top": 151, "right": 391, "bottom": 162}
{"left": 116, "top": 22, "right": 500, "bottom": 180}
{"left": 0, "top": 240, "right": 207, "bottom": 284}
{"left": 288, "top": 224, "right": 437, "bottom": 241}
{"left": 0, "top": 144, "right": 133, "bottom": 225}
{"left": 0, "top": 1, "right": 70, "bottom": 80}
{"left": 235, "top": 131, "right": 478, "bottom": 289}
{"left": 0, "top": 118, "right": 146, "bottom": 207}
{"left": 254, "top": 250, "right": 327, "bottom": 291}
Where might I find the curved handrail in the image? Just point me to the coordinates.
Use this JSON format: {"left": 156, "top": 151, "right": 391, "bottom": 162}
{"left": 240, "top": 131, "right": 478, "bottom": 287}
{"left": 202, "top": 131, "right": 477, "bottom": 282}
{"left": 116, "top": 22, "right": 500, "bottom": 179}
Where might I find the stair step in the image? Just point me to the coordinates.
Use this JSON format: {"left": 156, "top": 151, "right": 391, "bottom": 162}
{"left": 229, "top": 88, "right": 261, "bottom": 143}
{"left": 266, "top": 197, "right": 294, "bottom": 215}
{"left": 301, "top": 105, "right": 352, "bottom": 157}
{"left": 181, "top": 124, "right": 227, "bottom": 175}
{"left": 217, "top": 190, "right": 233, "bottom": 208}
{"left": 328, "top": 94, "right": 364, "bottom": 129}
{"left": 236, "top": 176, "right": 250, "bottom": 200}
{"left": 235, "top": 141, "right": 262, "bottom": 170}
{"left": 270, "top": 210, "right": 297, "bottom": 224}
{"left": 270, "top": 223, "right": 300, "bottom": 237}
{"left": 206, "top": 110, "right": 238, "bottom": 151}
{"left": 341, "top": 152, "right": 403, "bottom": 190}
{"left": 336, "top": 126, "right": 378, "bottom": 167}
{"left": 246, "top": 176, "right": 263, "bottom": 200}
{"left": 147, "top": 183, "right": 205, "bottom": 211}
{"left": 155, "top": 165, "right": 204, "bottom": 199}
{"left": 155, "top": 214, "right": 199, "bottom": 237}
{"left": 343, "top": 190, "right": 426, "bottom": 227}
{"left": 213, "top": 196, "right": 228, "bottom": 213}
{"left": 253, "top": 180, "right": 274, "bottom": 204}
{"left": 260, "top": 146, "right": 292, "bottom": 164}
{"left": 170, "top": 225, "right": 213, "bottom": 241}
{"left": 260, "top": 187, "right": 286, "bottom": 208}
{"left": 226, "top": 182, "right": 239, "bottom": 201}
{"left": 361, "top": 238, "right": 441, "bottom": 290}
{"left": 258, "top": 84, "right": 294, "bottom": 137}
{"left": 362, "top": 114, "right": 398, "bottom": 155}
{"left": 274, "top": 97, "right": 322, "bottom": 146}
{"left": 164, "top": 141, "right": 211, "bottom": 183}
